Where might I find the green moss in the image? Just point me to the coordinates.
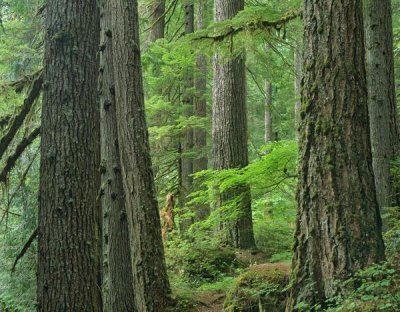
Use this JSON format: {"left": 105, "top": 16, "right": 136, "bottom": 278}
{"left": 224, "top": 263, "right": 290, "bottom": 312}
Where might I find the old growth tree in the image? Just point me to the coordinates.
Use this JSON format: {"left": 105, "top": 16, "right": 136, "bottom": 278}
{"left": 37, "top": 0, "right": 102, "bottom": 311}
{"left": 286, "top": 0, "right": 385, "bottom": 309}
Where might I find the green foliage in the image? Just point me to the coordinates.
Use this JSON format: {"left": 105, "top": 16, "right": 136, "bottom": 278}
{"left": 187, "top": 141, "right": 297, "bottom": 256}
{"left": 325, "top": 263, "right": 400, "bottom": 312}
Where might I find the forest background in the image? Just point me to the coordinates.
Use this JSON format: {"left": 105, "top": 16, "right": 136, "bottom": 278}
{"left": 0, "top": 0, "right": 399, "bottom": 311}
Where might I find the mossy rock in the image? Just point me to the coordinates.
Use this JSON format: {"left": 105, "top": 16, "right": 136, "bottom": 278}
{"left": 224, "top": 263, "right": 291, "bottom": 312}
{"left": 183, "top": 247, "right": 240, "bottom": 282}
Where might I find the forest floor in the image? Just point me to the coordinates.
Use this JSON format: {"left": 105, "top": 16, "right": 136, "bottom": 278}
{"left": 182, "top": 250, "right": 288, "bottom": 312}
{"left": 193, "top": 292, "right": 225, "bottom": 312}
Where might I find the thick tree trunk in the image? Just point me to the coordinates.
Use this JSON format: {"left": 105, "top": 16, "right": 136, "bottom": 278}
{"left": 37, "top": 1, "right": 102, "bottom": 311}
{"left": 264, "top": 81, "right": 273, "bottom": 144}
{"left": 294, "top": 50, "right": 302, "bottom": 140}
{"left": 98, "top": 1, "right": 135, "bottom": 311}
{"left": 148, "top": 0, "right": 165, "bottom": 42}
{"left": 179, "top": 2, "right": 195, "bottom": 211}
{"left": 363, "top": 0, "right": 400, "bottom": 211}
{"left": 110, "top": 0, "right": 171, "bottom": 311}
{"left": 213, "top": 0, "right": 255, "bottom": 249}
{"left": 286, "top": 1, "right": 385, "bottom": 310}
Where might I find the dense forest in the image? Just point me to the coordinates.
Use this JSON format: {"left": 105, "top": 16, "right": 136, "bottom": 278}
{"left": 0, "top": 0, "right": 399, "bottom": 311}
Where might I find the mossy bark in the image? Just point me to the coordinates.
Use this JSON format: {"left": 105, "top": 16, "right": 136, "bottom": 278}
{"left": 286, "top": 0, "right": 385, "bottom": 310}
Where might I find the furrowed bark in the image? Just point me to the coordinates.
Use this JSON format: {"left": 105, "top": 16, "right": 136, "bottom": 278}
{"left": 286, "top": 1, "right": 385, "bottom": 310}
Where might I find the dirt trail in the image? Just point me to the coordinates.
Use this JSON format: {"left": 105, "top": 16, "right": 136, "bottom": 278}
{"left": 194, "top": 292, "right": 225, "bottom": 312}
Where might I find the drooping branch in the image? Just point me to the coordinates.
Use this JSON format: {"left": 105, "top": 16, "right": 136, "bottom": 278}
{"left": 191, "top": 9, "right": 302, "bottom": 42}
{"left": 11, "top": 228, "right": 38, "bottom": 273}
{"left": 0, "top": 127, "right": 41, "bottom": 183}
{"left": 0, "top": 71, "right": 43, "bottom": 161}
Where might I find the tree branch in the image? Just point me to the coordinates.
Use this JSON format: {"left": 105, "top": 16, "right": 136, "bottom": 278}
{"left": 0, "top": 71, "right": 42, "bottom": 161}
{"left": 192, "top": 9, "right": 302, "bottom": 42}
{"left": 11, "top": 228, "right": 38, "bottom": 273}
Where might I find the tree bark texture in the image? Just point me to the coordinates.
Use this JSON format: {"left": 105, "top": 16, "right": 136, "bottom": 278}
{"left": 148, "top": 0, "right": 165, "bottom": 42}
{"left": 286, "top": 1, "right": 385, "bottom": 310}
{"left": 264, "top": 81, "right": 273, "bottom": 144}
{"left": 37, "top": 1, "right": 102, "bottom": 311}
{"left": 213, "top": 0, "right": 255, "bottom": 249}
{"left": 363, "top": 0, "right": 400, "bottom": 210}
{"left": 110, "top": 0, "right": 171, "bottom": 310}
{"left": 98, "top": 1, "right": 136, "bottom": 311}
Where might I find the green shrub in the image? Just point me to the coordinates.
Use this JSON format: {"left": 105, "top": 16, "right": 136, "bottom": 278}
{"left": 325, "top": 263, "right": 400, "bottom": 312}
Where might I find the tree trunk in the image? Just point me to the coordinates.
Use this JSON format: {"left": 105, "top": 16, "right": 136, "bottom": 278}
{"left": 37, "top": 1, "right": 102, "bottom": 311}
{"left": 193, "top": 0, "right": 208, "bottom": 174}
{"left": 213, "top": 0, "right": 255, "bottom": 249}
{"left": 286, "top": 1, "right": 385, "bottom": 310}
{"left": 193, "top": 0, "right": 209, "bottom": 221}
{"left": 294, "top": 50, "right": 302, "bottom": 140}
{"left": 98, "top": 1, "right": 135, "bottom": 311}
{"left": 110, "top": 0, "right": 171, "bottom": 310}
{"left": 148, "top": 0, "right": 165, "bottom": 42}
{"left": 179, "top": 2, "right": 195, "bottom": 212}
{"left": 264, "top": 81, "right": 273, "bottom": 144}
{"left": 363, "top": 0, "right": 400, "bottom": 212}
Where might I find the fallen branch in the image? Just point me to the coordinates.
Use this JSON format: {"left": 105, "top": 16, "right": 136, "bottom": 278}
{"left": 0, "top": 72, "right": 43, "bottom": 161}
{"left": 0, "top": 127, "right": 41, "bottom": 183}
{"left": 11, "top": 228, "right": 38, "bottom": 273}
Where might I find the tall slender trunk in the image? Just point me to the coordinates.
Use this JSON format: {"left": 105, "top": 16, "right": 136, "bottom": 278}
{"left": 193, "top": 0, "right": 208, "bottom": 174}
{"left": 37, "top": 1, "right": 101, "bottom": 311}
{"left": 148, "top": 0, "right": 166, "bottom": 42}
{"left": 179, "top": 2, "right": 195, "bottom": 212}
{"left": 110, "top": 0, "right": 171, "bottom": 310}
{"left": 213, "top": 0, "right": 255, "bottom": 249}
{"left": 363, "top": 0, "right": 400, "bottom": 211}
{"left": 98, "top": 1, "right": 135, "bottom": 311}
{"left": 286, "top": 1, "right": 385, "bottom": 310}
{"left": 264, "top": 81, "right": 273, "bottom": 144}
{"left": 193, "top": 0, "right": 209, "bottom": 221}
